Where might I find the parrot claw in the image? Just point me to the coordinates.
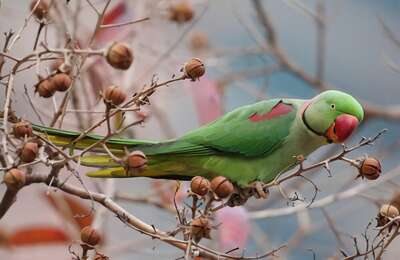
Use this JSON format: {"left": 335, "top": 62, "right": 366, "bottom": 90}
{"left": 227, "top": 181, "right": 269, "bottom": 207}
{"left": 227, "top": 193, "right": 249, "bottom": 207}
{"left": 251, "top": 181, "right": 269, "bottom": 199}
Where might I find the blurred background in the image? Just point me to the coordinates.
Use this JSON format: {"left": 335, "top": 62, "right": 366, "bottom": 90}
{"left": 0, "top": 0, "right": 400, "bottom": 259}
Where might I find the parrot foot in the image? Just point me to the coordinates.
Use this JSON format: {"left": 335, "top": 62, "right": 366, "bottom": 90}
{"left": 227, "top": 185, "right": 253, "bottom": 207}
{"left": 227, "top": 182, "right": 269, "bottom": 207}
{"left": 250, "top": 181, "right": 269, "bottom": 199}
{"left": 227, "top": 193, "right": 249, "bottom": 207}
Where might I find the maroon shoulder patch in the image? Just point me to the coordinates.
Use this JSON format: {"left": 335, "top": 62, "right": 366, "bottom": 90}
{"left": 249, "top": 101, "right": 293, "bottom": 122}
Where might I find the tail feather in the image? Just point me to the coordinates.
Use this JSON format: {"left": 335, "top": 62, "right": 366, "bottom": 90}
{"left": 85, "top": 162, "right": 197, "bottom": 180}
{"left": 84, "top": 153, "right": 207, "bottom": 180}
{"left": 32, "top": 123, "right": 157, "bottom": 153}
{"left": 3, "top": 122, "right": 209, "bottom": 180}
{"left": 85, "top": 166, "right": 194, "bottom": 180}
{"left": 30, "top": 123, "right": 205, "bottom": 180}
{"left": 86, "top": 167, "right": 126, "bottom": 178}
{"left": 80, "top": 154, "right": 120, "bottom": 167}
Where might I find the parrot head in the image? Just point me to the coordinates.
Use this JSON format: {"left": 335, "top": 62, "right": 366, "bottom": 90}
{"left": 303, "top": 90, "right": 364, "bottom": 143}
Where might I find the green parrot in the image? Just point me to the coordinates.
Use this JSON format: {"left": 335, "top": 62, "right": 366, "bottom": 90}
{"left": 27, "top": 90, "right": 363, "bottom": 186}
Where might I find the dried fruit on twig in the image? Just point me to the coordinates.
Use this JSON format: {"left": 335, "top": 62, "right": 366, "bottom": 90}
{"left": 13, "top": 121, "right": 33, "bottom": 138}
{"left": 169, "top": 1, "right": 194, "bottom": 23}
{"left": 80, "top": 226, "right": 101, "bottom": 246}
{"left": 210, "top": 176, "right": 234, "bottom": 199}
{"left": 103, "top": 85, "right": 127, "bottom": 106}
{"left": 35, "top": 78, "right": 56, "bottom": 98}
{"left": 106, "top": 42, "right": 133, "bottom": 70}
{"left": 359, "top": 157, "right": 381, "bottom": 180}
{"left": 190, "top": 32, "right": 209, "bottom": 50}
{"left": 30, "top": 0, "right": 49, "bottom": 20}
{"left": 191, "top": 217, "right": 211, "bottom": 242}
{"left": 190, "top": 176, "right": 210, "bottom": 196}
{"left": 4, "top": 169, "right": 26, "bottom": 191}
{"left": 20, "top": 142, "right": 39, "bottom": 163}
{"left": 125, "top": 151, "right": 147, "bottom": 171}
{"left": 379, "top": 204, "right": 399, "bottom": 218}
{"left": 184, "top": 58, "right": 205, "bottom": 80}
{"left": 51, "top": 73, "right": 72, "bottom": 92}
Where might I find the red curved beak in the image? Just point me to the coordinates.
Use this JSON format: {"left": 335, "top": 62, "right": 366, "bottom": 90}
{"left": 325, "top": 114, "right": 359, "bottom": 143}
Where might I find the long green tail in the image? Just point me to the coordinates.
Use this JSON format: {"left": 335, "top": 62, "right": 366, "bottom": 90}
{"left": 30, "top": 124, "right": 204, "bottom": 180}
{"left": 31, "top": 123, "right": 157, "bottom": 151}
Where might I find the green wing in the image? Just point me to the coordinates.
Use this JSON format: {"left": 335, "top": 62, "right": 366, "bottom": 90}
{"left": 138, "top": 98, "right": 298, "bottom": 158}
{"left": 183, "top": 99, "right": 297, "bottom": 157}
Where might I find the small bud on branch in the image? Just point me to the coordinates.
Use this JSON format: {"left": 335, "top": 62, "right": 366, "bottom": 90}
{"left": 13, "top": 121, "right": 33, "bottom": 139}
{"left": 106, "top": 42, "right": 133, "bottom": 70}
{"left": 81, "top": 226, "right": 101, "bottom": 246}
{"left": 3, "top": 169, "right": 26, "bottom": 191}
{"left": 19, "top": 141, "right": 39, "bottom": 163}
{"left": 191, "top": 176, "right": 211, "bottom": 197}
{"left": 104, "top": 85, "right": 127, "bottom": 106}
{"left": 210, "top": 176, "right": 234, "bottom": 199}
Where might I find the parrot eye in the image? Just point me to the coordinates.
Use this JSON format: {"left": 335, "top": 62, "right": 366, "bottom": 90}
{"left": 330, "top": 104, "right": 336, "bottom": 110}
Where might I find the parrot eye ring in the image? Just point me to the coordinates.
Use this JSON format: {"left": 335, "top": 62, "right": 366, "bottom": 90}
{"left": 330, "top": 104, "right": 336, "bottom": 110}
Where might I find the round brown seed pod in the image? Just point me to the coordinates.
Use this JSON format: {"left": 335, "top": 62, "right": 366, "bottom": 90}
{"left": 190, "top": 176, "right": 211, "bottom": 196}
{"left": 3, "top": 169, "right": 26, "bottom": 191}
{"left": 125, "top": 151, "right": 147, "bottom": 171}
{"left": 380, "top": 204, "right": 400, "bottom": 218}
{"left": 184, "top": 58, "right": 205, "bottom": 80}
{"left": 191, "top": 217, "right": 211, "bottom": 242}
{"left": 169, "top": 1, "right": 194, "bottom": 23}
{"left": 106, "top": 42, "right": 133, "bottom": 70}
{"left": 103, "top": 85, "right": 127, "bottom": 106}
{"left": 359, "top": 157, "right": 381, "bottom": 180}
{"left": 51, "top": 73, "right": 72, "bottom": 92}
{"left": 20, "top": 142, "right": 39, "bottom": 163}
{"left": 210, "top": 176, "right": 234, "bottom": 199}
{"left": 30, "top": 0, "right": 49, "bottom": 20}
{"left": 13, "top": 121, "right": 33, "bottom": 138}
{"left": 81, "top": 226, "right": 101, "bottom": 246}
{"left": 35, "top": 78, "right": 56, "bottom": 98}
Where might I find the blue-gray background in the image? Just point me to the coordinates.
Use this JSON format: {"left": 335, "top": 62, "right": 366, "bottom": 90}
{"left": 0, "top": 1, "right": 400, "bottom": 259}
